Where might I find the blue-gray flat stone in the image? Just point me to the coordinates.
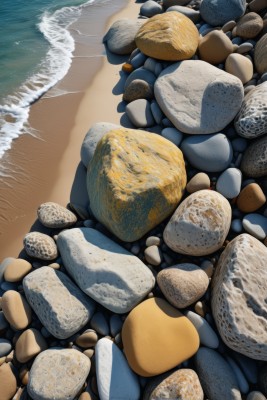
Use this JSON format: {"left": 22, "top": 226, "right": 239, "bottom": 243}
{"left": 242, "top": 213, "right": 267, "bottom": 239}
{"left": 200, "top": 0, "right": 246, "bottom": 26}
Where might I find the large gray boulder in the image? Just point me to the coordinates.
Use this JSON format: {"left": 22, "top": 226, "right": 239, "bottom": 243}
{"left": 200, "top": 0, "right": 246, "bottom": 26}
{"left": 57, "top": 228, "right": 155, "bottom": 313}
{"left": 154, "top": 60, "right": 244, "bottom": 134}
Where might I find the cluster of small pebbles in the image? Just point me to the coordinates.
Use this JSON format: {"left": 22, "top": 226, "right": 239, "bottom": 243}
{"left": 1, "top": 0, "right": 267, "bottom": 399}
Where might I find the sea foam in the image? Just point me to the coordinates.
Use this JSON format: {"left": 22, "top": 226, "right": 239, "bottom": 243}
{"left": 0, "top": 0, "right": 94, "bottom": 159}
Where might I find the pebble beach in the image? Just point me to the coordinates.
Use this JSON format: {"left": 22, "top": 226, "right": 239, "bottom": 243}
{"left": 1, "top": 0, "right": 267, "bottom": 399}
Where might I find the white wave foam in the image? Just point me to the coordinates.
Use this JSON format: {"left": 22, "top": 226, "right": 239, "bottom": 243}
{"left": 0, "top": 0, "right": 95, "bottom": 159}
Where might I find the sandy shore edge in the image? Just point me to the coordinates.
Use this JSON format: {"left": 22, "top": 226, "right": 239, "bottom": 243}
{"left": 0, "top": 0, "right": 141, "bottom": 259}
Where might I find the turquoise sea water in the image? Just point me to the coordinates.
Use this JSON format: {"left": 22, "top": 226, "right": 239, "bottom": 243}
{"left": 0, "top": 0, "right": 97, "bottom": 158}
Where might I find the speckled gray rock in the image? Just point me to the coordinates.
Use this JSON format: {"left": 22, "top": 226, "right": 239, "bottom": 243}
{"left": 235, "top": 83, "right": 267, "bottom": 139}
{"left": 163, "top": 190, "right": 232, "bottom": 256}
{"left": 241, "top": 135, "right": 267, "bottom": 177}
{"left": 154, "top": 60, "right": 244, "bottom": 134}
{"left": 125, "top": 67, "right": 156, "bottom": 90}
{"left": 140, "top": 0, "right": 163, "bottom": 17}
{"left": 23, "top": 267, "right": 95, "bottom": 339}
{"left": 212, "top": 234, "right": 267, "bottom": 360}
{"left": 195, "top": 347, "right": 241, "bottom": 400}
{"left": 143, "top": 368, "right": 204, "bottom": 400}
{"left": 216, "top": 168, "right": 242, "bottom": 199}
{"left": 103, "top": 19, "right": 144, "bottom": 55}
{"left": 123, "top": 79, "right": 154, "bottom": 102}
{"left": 200, "top": 0, "right": 246, "bottom": 26}
{"left": 181, "top": 133, "right": 233, "bottom": 172}
{"left": 185, "top": 311, "right": 219, "bottom": 349}
{"left": 95, "top": 338, "right": 140, "bottom": 400}
{"left": 157, "top": 264, "right": 209, "bottom": 308}
{"left": 81, "top": 122, "right": 120, "bottom": 168}
{"left": 28, "top": 348, "right": 90, "bottom": 400}
{"left": 23, "top": 232, "right": 58, "bottom": 260}
{"left": 126, "top": 99, "right": 155, "bottom": 128}
{"left": 37, "top": 202, "right": 77, "bottom": 229}
{"left": 242, "top": 213, "right": 267, "bottom": 239}
{"left": 57, "top": 228, "right": 155, "bottom": 313}
{"left": 166, "top": 6, "right": 200, "bottom": 22}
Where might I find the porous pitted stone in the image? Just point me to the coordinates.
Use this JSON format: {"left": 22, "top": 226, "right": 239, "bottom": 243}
{"left": 198, "top": 30, "right": 234, "bottom": 65}
{"left": 235, "top": 82, "right": 267, "bottom": 139}
{"left": 154, "top": 60, "right": 244, "bottom": 134}
{"left": 157, "top": 264, "right": 209, "bottom": 308}
{"left": 1, "top": 290, "right": 32, "bottom": 330}
{"left": 121, "top": 297, "right": 199, "bottom": 377}
{"left": 143, "top": 369, "right": 204, "bottom": 400}
{"left": 103, "top": 19, "right": 144, "bottom": 55}
{"left": 27, "top": 349, "right": 90, "bottom": 400}
{"left": 255, "top": 34, "right": 267, "bottom": 74}
{"left": 87, "top": 128, "right": 186, "bottom": 242}
{"left": 37, "top": 202, "right": 77, "bottom": 228}
{"left": 23, "top": 267, "right": 95, "bottom": 339}
{"left": 23, "top": 232, "right": 58, "bottom": 260}
{"left": 200, "top": 0, "right": 246, "bottom": 26}
{"left": 135, "top": 12, "right": 199, "bottom": 61}
{"left": 211, "top": 234, "right": 267, "bottom": 360}
{"left": 163, "top": 190, "right": 232, "bottom": 256}
{"left": 241, "top": 135, "right": 267, "bottom": 177}
{"left": 235, "top": 12, "right": 263, "bottom": 38}
{"left": 57, "top": 228, "right": 155, "bottom": 314}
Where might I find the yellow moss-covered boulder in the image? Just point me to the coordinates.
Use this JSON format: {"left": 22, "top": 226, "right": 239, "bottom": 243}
{"left": 87, "top": 128, "right": 186, "bottom": 242}
{"left": 135, "top": 12, "right": 199, "bottom": 61}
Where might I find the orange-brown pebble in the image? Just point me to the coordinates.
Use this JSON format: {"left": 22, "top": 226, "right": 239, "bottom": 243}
{"left": 0, "top": 363, "right": 17, "bottom": 400}
{"left": 75, "top": 330, "right": 98, "bottom": 349}
{"left": 122, "top": 63, "right": 134, "bottom": 73}
{"left": 4, "top": 259, "right": 32, "bottom": 282}
{"left": 15, "top": 328, "right": 47, "bottom": 363}
{"left": 79, "top": 392, "right": 93, "bottom": 400}
{"left": 121, "top": 297, "right": 199, "bottom": 377}
{"left": 83, "top": 349, "right": 94, "bottom": 359}
{"left": 237, "top": 183, "right": 266, "bottom": 212}
{"left": 1, "top": 291, "right": 32, "bottom": 330}
{"left": 19, "top": 366, "right": 29, "bottom": 386}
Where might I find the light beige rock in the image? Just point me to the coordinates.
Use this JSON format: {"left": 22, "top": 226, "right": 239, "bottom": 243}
{"left": 225, "top": 53, "right": 253, "bottom": 84}
{"left": 23, "top": 232, "right": 58, "bottom": 260}
{"left": 186, "top": 173, "right": 210, "bottom": 193}
{"left": 37, "top": 202, "right": 77, "bottom": 229}
{"left": 28, "top": 348, "right": 90, "bottom": 400}
{"left": 163, "top": 190, "right": 232, "bottom": 256}
{"left": 235, "top": 12, "right": 263, "bottom": 38}
{"left": 212, "top": 234, "right": 267, "bottom": 360}
{"left": 157, "top": 264, "right": 209, "bottom": 308}
{"left": 4, "top": 259, "right": 32, "bottom": 282}
{"left": 1, "top": 290, "right": 32, "bottom": 330}
{"left": 255, "top": 33, "right": 267, "bottom": 74}
{"left": 0, "top": 363, "right": 17, "bottom": 400}
{"left": 198, "top": 30, "right": 234, "bottom": 64}
{"left": 135, "top": 12, "right": 199, "bottom": 61}
{"left": 15, "top": 328, "right": 47, "bottom": 363}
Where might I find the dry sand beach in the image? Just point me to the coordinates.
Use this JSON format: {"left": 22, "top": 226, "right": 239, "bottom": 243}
{"left": 0, "top": 0, "right": 140, "bottom": 260}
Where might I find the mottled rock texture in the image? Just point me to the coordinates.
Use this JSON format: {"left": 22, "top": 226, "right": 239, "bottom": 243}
{"left": 254, "top": 34, "right": 267, "bottom": 74}
{"left": 23, "top": 232, "right": 58, "bottom": 260}
{"left": 212, "top": 234, "right": 267, "bottom": 360}
{"left": 37, "top": 202, "right": 77, "bottom": 229}
{"left": 241, "top": 135, "right": 267, "bottom": 177}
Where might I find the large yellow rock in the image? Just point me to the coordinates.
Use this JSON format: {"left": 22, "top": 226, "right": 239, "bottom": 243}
{"left": 87, "top": 128, "right": 186, "bottom": 242}
{"left": 121, "top": 298, "right": 200, "bottom": 376}
{"left": 135, "top": 12, "right": 199, "bottom": 61}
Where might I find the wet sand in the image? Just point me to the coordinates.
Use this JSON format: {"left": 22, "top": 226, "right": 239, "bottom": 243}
{"left": 0, "top": 0, "right": 141, "bottom": 260}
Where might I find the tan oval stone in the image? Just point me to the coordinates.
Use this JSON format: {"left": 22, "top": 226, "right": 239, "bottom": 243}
{"left": 75, "top": 330, "right": 98, "bottom": 348}
{"left": 1, "top": 290, "right": 32, "bottom": 330}
{"left": 255, "top": 33, "right": 267, "bottom": 75}
{"left": 237, "top": 183, "right": 266, "bottom": 212}
{"left": 236, "top": 12, "right": 263, "bottom": 38}
{"left": 186, "top": 173, "right": 210, "bottom": 193}
{"left": 198, "top": 30, "right": 234, "bottom": 64}
{"left": 135, "top": 12, "right": 199, "bottom": 61}
{"left": 163, "top": 190, "right": 232, "bottom": 256}
{"left": 225, "top": 53, "right": 253, "bottom": 84}
{"left": 121, "top": 297, "right": 199, "bottom": 377}
{"left": 157, "top": 264, "right": 209, "bottom": 308}
{"left": 79, "top": 393, "right": 93, "bottom": 400}
{"left": 4, "top": 259, "right": 32, "bottom": 282}
{"left": 15, "top": 328, "right": 47, "bottom": 363}
{"left": 0, "top": 363, "right": 17, "bottom": 400}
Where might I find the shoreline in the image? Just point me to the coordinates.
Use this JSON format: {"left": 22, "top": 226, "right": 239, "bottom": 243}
{"left": 0, "top": 0, "right": 140, "bottom": 260}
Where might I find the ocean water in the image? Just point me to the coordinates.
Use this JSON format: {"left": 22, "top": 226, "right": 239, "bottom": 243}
{"left": 0, "top": 0, "right": 99, "bottom": 158}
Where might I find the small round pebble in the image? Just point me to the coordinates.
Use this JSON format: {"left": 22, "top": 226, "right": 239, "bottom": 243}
{"left": 75, "top": 329, "right": 98, "bottom": 348}
{"left": 144, "top": 245, "right": 162, "bottom": 266}
{"left": 216, "top": 168, "right": 242, "bottom": 199}
{"left": 186, "top": 173, "right": 210, "bottom": 193}
{"left": 242, "top": 213, "right": 267, "bottom": 239}
{"left": 145, "top": 236, "right": 161, "bottom": 247}
{"left": 161, "top": 127, "right": 183, "bottom": 146}
{"left": 231, "top": 219, "right": 243, "bottom": 233}
{"left": 4, "top": 258, "right": 32, "bottom": 282}
{"left": 247, "top": 392, "right": 267, "bottom": 400}
{"left": 23, "top": 232, "right": 58, "bottom": 260}
{"left": 237, "top": 183, "right": 266, "bottom": 212}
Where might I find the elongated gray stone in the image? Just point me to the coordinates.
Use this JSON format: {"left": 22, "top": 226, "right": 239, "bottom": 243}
{"left": 57, "top": 228, "right": 155, "bottom": 313}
